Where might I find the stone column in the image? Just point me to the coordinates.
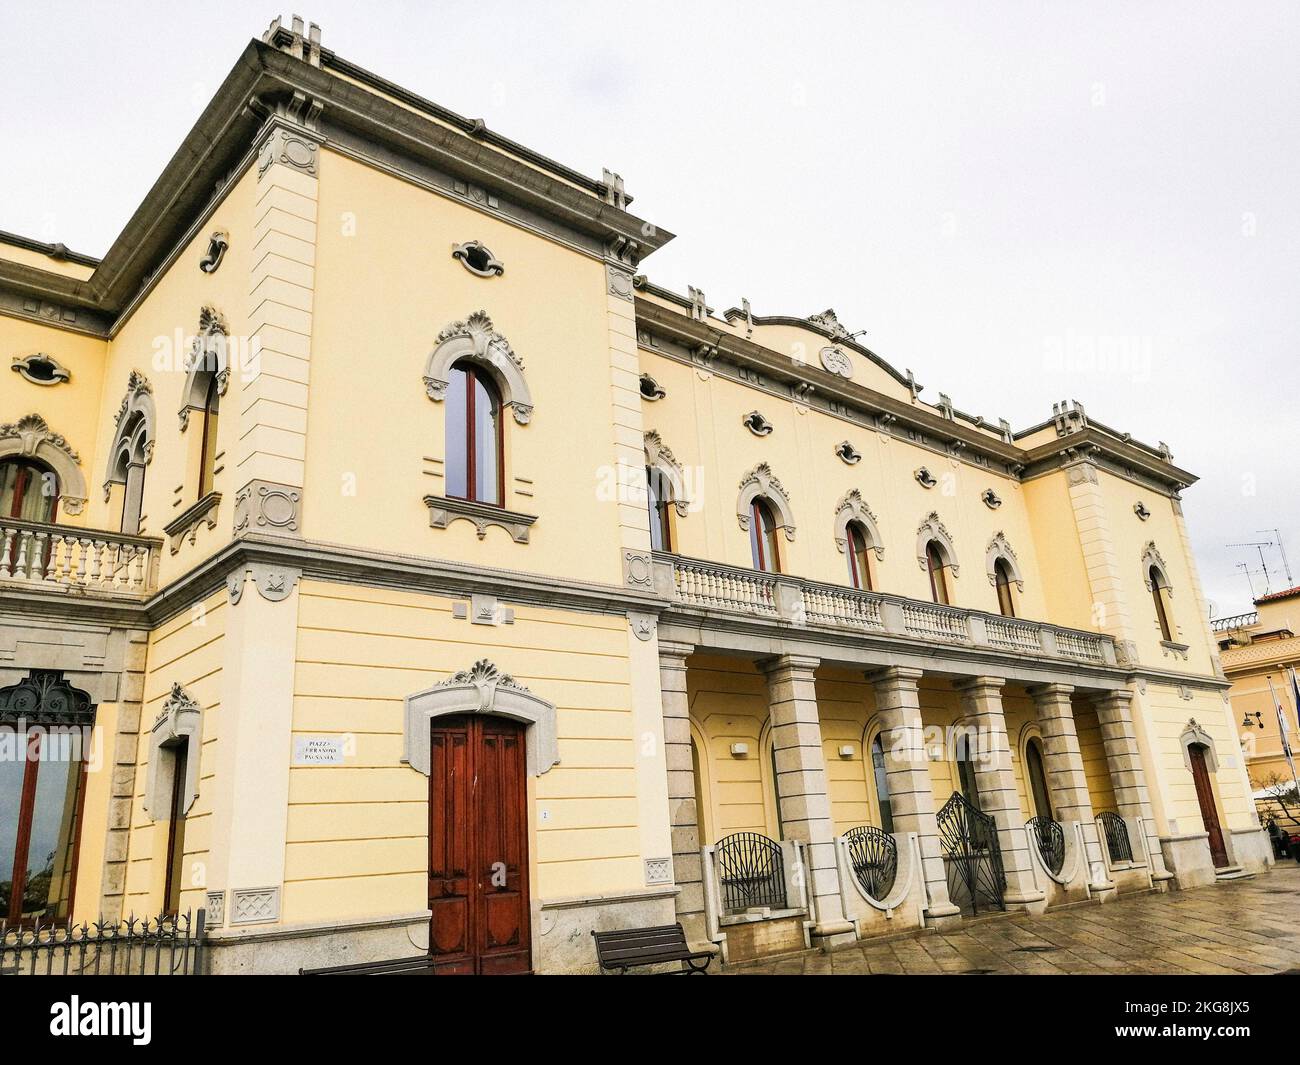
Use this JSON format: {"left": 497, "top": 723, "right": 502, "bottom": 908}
{"left": 1027, "top": 683, "right": 1106, "bottom": 877}
{"left": 762, "top": 654, "right": 855, "bottom": 946}
{"left": 867, "top": 667, "right": 961, "bottom": 920}
{"left": 1095, "top": 690, "right": 1174, "bottom": 882}
{"left": 659, "top": 641, "right": 706, "bottom": 945}
{"left": 954, "top": 677, "right": 1044, "bottom": 908}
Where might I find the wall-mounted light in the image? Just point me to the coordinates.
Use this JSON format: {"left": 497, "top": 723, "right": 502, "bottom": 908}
{"left": 729, "top": 742, "right": 749, "bottom": 757}
{"left": 837, "top": 745, "right": 855, "bottom": 759}
{"left": 1241, "top": 711, "right": 1264, "bottom": 730}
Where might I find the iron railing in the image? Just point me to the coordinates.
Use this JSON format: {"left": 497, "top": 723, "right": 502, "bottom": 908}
{"left": 713, "top": 832, "right": 787, "bottom": 915}
{"left": 1097, "top": 811, "right": 1133, "bottom": 864}
{"left": 0, "top": 910, "right": 204, "bottom": 976}
{"left": 843, "top": 825, "right": 898, "bottom": 899}
{"left": 1026, "top": 815, "right": 1066, "bottom": 876}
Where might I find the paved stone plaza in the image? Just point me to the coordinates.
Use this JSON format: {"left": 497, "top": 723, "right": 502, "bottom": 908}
{"left": 729, "top": 863, "right": 1300, "bottom": 975}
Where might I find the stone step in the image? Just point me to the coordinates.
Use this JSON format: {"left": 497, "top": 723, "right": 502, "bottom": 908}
{"left": 1214, "top": 866, "right": 1256, "bottom": 882}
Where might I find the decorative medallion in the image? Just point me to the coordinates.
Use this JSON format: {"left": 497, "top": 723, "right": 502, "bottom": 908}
{"left": 452, "top": 240, "right": 505, "bottom": 278}
{"left": 819, "top": 345, "right": 853, "bottom": 378}
{"left": 639, "top": 373, "right": 666, "bottom": 401}
{"left": 834, "top": 440, "right": 862, "bottom": 465}
{"left": 742, "top": 410, "right": 774, "bottom": 436}
{"left": 199, "top": 231, "right": 229, "bottom": 273}
{"left": 914, "top": 466, "right": 937, "bottom": 489}
{"left": 11, "top": 353, "right": 71, "bottom": 386}
{"left": 981, "top": 488, "right": 1002, "bottom": 509}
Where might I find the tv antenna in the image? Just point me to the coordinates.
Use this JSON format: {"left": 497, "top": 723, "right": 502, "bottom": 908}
{"left": 1228, "top": 540, "right": 1276, "bottom": 595}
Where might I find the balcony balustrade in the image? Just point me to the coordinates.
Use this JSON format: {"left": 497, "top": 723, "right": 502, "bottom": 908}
{"left": 0, "top": 517, "right": 160, "bottom": 598}
{"left": 654, "top": 551, "right": 1116, "bottom": 667}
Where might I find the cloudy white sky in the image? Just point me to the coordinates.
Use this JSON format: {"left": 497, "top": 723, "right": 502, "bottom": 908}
{"left": 3, "top": 1, "right": 1296, "bottom": 615}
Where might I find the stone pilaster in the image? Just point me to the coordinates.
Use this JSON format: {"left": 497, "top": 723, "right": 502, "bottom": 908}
{"left": 955, "top": 676, "right": 1044, "bottom": 908}
{"left": 205, "top": 565, "right": 302, "bottom": 929}
{"left": 1095, "top": 690, "right": 1174, "bottom": 882}
{"left": 762, "top": 655, "right": 854, "bottom": 946}
{"left": 1062, "top": 461, "right": 1137, "bottom": 662}
{"left": 1027, "top": 683, "right": 1106, "bottom": 877}
{"left": 604, "top": 255, "right": 651, "bottom": 556}
{"left": 237, "top": 105, "right": 321, "bottom": 536}
{"left": 659, "top": 641, "right": 706, "bottom": 945}
{"left": 867, "top": 667, "right": 961, "bottom": 920}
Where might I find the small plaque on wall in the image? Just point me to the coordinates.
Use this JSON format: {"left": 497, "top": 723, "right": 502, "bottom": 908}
{"left": 293, "top": 736, "right": 346, "bottom": 766}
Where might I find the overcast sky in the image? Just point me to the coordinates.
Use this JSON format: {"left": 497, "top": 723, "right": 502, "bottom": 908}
{"left": 3, "top": 2, "right": 1296, "bottom": 615}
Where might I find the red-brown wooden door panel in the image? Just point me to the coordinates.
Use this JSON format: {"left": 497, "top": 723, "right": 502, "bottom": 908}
{"left": 428, "top": 715, "right": 531, "bottom": 974}
{"left": 1188, "top": 744, "right": 1230, "bottom": 868}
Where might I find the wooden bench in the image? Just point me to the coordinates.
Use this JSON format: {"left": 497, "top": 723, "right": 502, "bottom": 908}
{"left": 300, "top": 955, "right": 438, "bottom": 975}
{"left": 591, "top": 923, "right": 713, "bottom": 975}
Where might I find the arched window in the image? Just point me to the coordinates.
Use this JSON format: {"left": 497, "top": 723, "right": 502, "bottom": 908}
{"left": 869, "top": 732, "right": 894, "bottom": 832}
{"left": 846, "top": 521, "right": 874, "bottom": 590}
{"left": 994, "top": 558, "right": 1017, "bottom": 617}
{"left": 926, "top": 540, "right": 950, "bottom": 605}
{"left": 749, "top": 498, "right": 781, "bottom": 573}
{"left": 1025, "top": 737, "right": 1052, "bottom": 820}
{"left": 0, "top": 671, "right": 94, "bottom": 925}
{"left": 1150, "top": 565, "right": 1174, "bottom": 642}
{"left": 646, "top": 466, "right": 673, "bottom": 552}
{"left": 445, "top": 362, "right": 502, "bottom": 505}
{"left": 197, "top": 372, "right": 221, "bottom": 500}
{"left": 0, "top": 458, "right": 58, "bottom": 523}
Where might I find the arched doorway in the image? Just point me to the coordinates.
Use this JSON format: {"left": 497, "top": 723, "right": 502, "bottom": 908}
{"left": 1187, "top": 743, "right": 1229, "bottom": 868}
{"left": 428, "top": 714, "right": 530, "bottom": 974}
{"left": 404, "top": 660, "right": 557, "bottom": 976}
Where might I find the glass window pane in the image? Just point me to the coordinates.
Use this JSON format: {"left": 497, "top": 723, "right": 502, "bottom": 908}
{"left": 871, "top": 735, "right": 894, "bottom": 833}
{"left": 445, "top": 367, "right": 468, "bottom": 499}
{"left": 749, "top": 503, "right": 765, "bottom": 570}
{"left": 1027, "top": 741, "right": 1052, "bottom": 820}
{"left": 21, "top": 733, "right": 82, "bottom": 921}
{"left": 0, "top": 739, "right": 28, "bottom": 918}
{"left": 473, "top": 372, "right": 500, "bottom": 504}
{"left": 646, "top": 468, "right": 670, "bottom": 552}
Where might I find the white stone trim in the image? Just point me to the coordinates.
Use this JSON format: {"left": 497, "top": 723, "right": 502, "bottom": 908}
{"left": 143, "top": 682, "right": 203, "bottom": 818}
{"left": 0, "top": 413, "right": 87, "bottom": 514}
{"left": 424, "top": 310, "right": 533, "bottom": 425}
{"left": 833, "top": 490, "right": 884, "bottom": 559}
{"left": 736, "top": 463, "right": 796, "bottom": 540}
{"left": 403, "top": 659, "right": 558, "bottom": 777}
{"left": 915, "top": 511, "right": 959, "bottom": 577}
{"left": 986, "top": 531, "right": 1025, "bottom": 591}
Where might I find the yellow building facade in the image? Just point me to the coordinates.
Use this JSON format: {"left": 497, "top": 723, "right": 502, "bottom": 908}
{"left": 0, "top": 19, "right": 1269, "bottom": 974}
{"left": 1220, "top": 588, "right": 1300, "bottom": 809}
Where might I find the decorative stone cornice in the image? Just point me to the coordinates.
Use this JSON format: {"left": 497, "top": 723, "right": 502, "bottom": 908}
{"left": 834, "top": 490, "right": 884, "bottom": 559}
{"left": 424, "top": 311, "right": 533, "bottom": 425}
{"left": 737, "top": 463, "right": 796, "bottom": 539}
{"left": 423, "top": 494, "right": 537, "bottom": 543}
{"left": 0, "top": 413, "right": 79, "bottom": 464}
{"left": 644, "top": 430, "right": 690, "bottom": 517}
{"left": 985, "top": 532, "right": 1024, "bottom": 591}
{"left": 916, "top": 511, "right": 959, "bottom": 576}
{"left": 164, "top": 492, "right": 222, "bottom": 554}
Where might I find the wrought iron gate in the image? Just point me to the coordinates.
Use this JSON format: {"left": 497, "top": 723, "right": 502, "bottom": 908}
{"left": 937, "top": 792, "right": 1006, "bottom": 914}
{"left": 1097, "top": 810, "right": 1133, "bottom": 863}
{"left": 713, "top": 832, "right": 787, "bottom": 915}
{"left": 1026, "top": 815, "right": 1065, "bottom": 876}
{"left": 843, "top": 825, "right": 898, "bottom": 900}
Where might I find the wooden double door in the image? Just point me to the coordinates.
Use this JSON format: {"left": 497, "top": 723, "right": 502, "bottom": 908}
{"left": 428, "top": 715, "right": 531, "bottom": 974}
{"left": 1188, "top": 743, "right": 1230, "bottom": 868}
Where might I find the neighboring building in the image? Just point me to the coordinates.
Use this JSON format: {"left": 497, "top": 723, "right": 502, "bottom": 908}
{"left": 0, "top": 18, "right": 1269, "bottom": 974}
{"left": 1219, "top": 588, "right": 1300, "bottom": 809}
